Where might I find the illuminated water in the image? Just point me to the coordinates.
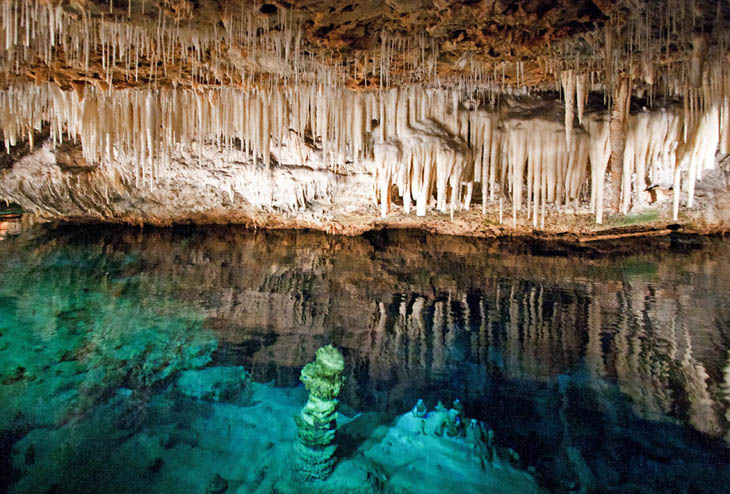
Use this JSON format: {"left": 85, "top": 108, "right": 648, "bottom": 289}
{"left": 1, "top": 221, "right": 729, "bottom": 493}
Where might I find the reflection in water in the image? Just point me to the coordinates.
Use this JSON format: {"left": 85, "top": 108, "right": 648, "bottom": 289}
{"left": 1, "top": 225, "right": 729, "bottom": 492}
{"left": 0, "top": 214, "right": 24, "bottom": 240}
{"left": 725, "top": 352, "right": 730, "bottom": 444}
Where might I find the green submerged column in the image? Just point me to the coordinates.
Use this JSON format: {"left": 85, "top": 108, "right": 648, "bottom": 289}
{"left": 293, "top": 344, "right": 345, "bottom": 480}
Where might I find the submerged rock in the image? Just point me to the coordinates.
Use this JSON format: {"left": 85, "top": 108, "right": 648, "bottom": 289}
{"left": 205, "top": 473, "right": 228, "bottom": 494}
{"left": 175, "top": 366, "right": 251, "bottom": 404}
{"left": 146, "top": 457, "right": 164, "bottom": 474}
{"left": 412, "top": 398, "right": 427, "bottom": 418}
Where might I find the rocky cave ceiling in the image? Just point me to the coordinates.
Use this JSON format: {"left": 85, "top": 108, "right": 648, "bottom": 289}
{"left": 2, "top": 0, "right": 728, "bottom": 92}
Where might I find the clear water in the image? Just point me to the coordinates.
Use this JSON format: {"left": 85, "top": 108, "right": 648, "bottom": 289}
{"left": 1, "top": 221, "right": 729, "bottom": 493}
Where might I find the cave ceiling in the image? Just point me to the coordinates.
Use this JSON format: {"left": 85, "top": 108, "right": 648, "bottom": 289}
{"left": 3, "top": 0, "right": 727, "bottom": 95}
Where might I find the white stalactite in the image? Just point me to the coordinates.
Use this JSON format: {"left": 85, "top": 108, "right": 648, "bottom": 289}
{"left": 1, "top": 78, "right": 728, "bottom": 225}
{"left": 561, "top": 70, "right": 576, "bottom": 151}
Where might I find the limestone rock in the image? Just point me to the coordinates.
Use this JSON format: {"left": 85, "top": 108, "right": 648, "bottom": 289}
{"left": 205, "top": 473, "right": 228, "bottom": 494}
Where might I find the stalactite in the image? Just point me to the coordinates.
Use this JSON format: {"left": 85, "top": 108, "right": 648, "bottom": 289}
{"left": 561, "top": 70, "right": 576, "bottom": 150}
{"left": 586, "top": 114, "right": 610, "bottom": 224}
{"left": 676, "top": 104, "right": 720, "bottom": 210}
{"left": 576, "top": 74, "right": 587, "bottom": 125}
{"left": 2, "top": 67, "right": 729, "bottom": 225}
{"left": 609, "top": 77, "right": 631, "bottom": 214}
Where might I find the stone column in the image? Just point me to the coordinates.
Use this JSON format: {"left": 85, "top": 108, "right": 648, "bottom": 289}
{"left": 293, "top": 344, "right": 345, "bottom": 480}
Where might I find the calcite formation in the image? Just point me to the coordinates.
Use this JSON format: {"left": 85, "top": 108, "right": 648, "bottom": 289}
{"left": 293, "top": 344, "right": 345, "bottom": 480}
{"left": 1, "top": 1, "right": 730, "bottom": 233}
{"left": 406, "top": 398, "right": 521, "bottom": 470}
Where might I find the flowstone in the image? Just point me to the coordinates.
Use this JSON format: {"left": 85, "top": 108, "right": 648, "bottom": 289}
{"left": 293, "top": 344, "right": 345, "bottom": 480}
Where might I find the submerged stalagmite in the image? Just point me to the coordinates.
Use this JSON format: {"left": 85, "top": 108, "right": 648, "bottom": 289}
{"left": 294, "top": 345, "right": 345, "bottom": 480}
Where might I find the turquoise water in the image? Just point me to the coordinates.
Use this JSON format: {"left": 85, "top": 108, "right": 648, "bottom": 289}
{"left": 1, "top": 222, "right": 729, "bottom": 493}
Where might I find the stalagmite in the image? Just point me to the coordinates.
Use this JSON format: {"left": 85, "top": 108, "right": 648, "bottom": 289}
{"left": 294, "top": 345, "right": 345, "bottom": 481}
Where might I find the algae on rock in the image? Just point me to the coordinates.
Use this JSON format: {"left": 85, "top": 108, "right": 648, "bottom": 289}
{"left": 293, "top": 344, "right": 345, "bottom": 480}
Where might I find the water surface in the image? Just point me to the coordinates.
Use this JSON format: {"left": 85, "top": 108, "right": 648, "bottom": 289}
{"left": 1, "top": 222, "right": 729, "bottom": 493}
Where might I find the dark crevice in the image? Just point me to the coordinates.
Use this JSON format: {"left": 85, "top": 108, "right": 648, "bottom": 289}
{"left": 315, "top": 24, "right": 336, "bottom": 38}
{"left": 0, "top": 128, "right": 50, "bottom": 171}
{"left": 259, "top": 3, "right": 277, "bottom": 15}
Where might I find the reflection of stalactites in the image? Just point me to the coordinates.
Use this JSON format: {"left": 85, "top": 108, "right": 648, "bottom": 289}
{"left": 462, "top": 293, "right": 471, "bottom": 347}
{"left": 374, "top": 300, "right": 388, "bottom": 353}
{"left": 613, "top": 290, "right": 640, "bottom": 407}
{"left": 613, "top": 285, "right": 676, "bottom": 421}
{"left": 507, "top": 282, "right": 521, "bottom": 375}
{"left": 490, "top": 279, "right": 585, "bottom": 379}
{"left": 720, "top": 351, "right": 730, "bottom": 444}
{"left": 527, "top": 284, "right": 538, "bottom": 351}
{"left": 475, "top": 296, "right": 488, "bottom": 364}
{"left": 409, "top": 297, "right": 427, "bottom": 372}
{"left": 394, "top": 295, "right": 408, "bottom": 366}
{"left": 524, "top": 283, "right": 546, "bottom": 377}
{"left": 605, "top": 264, "right": 730, "bottom": 437}
{"left": 680, "top": 327, "right": 722, "bottom": 437}
{"left": 489, "top": 286, "right": 498, "bottom": 348}
{"left": 432, "top": 299, "right": 446, "bottom": 373}
{"left": 585, "top": 287, "right": 605, "bottom": 377}
{"left": 445, "top": 293, "right": 457, "bottom": 360}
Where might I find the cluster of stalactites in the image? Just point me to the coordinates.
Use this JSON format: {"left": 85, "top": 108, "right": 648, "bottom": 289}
{"left": 552, "top": 0, "right": 730, "bottom": 93}
{"left": 0, "top": 80, "right": 727, "bottom": 224}
{"left": 0, "top": 82, "right": 380, "bottom": 182}
{"left": 0, "top": 0, "right": 343, "bottom": 88}
{"left": 368, "top": 88, "right": 592, "bottom": 226}
{"left": 557, "top": 49, "right": 730, "bottom": 221}
{"left": 372, "top": 75, "right": 729, "bottom": 224}
{"left": 0, "top": 0, "right": 451, "bottom": 90}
